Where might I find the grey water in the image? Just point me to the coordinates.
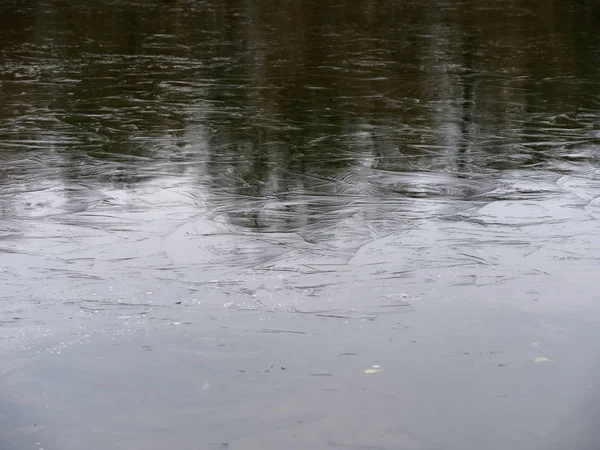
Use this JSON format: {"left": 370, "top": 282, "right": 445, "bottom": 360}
{"left": 1, "top": 0, "right": 600, "bottom": 449}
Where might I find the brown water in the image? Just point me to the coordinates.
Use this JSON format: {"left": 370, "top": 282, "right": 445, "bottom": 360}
{"left": 1, "top": 0, "right": 600, "bottom": 449}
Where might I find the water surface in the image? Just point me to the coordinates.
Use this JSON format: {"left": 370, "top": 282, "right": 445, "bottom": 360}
{"left": 1, "top": 0, "right": 600, "bottom": 449}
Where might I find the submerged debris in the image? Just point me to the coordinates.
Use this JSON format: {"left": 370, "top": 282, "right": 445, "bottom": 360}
{"left": 363, "top": 365, "right": 383, "bottom": 374}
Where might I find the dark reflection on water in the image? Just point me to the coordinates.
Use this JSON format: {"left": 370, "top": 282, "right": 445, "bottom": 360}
{"left": 2, "top": 0, "right": 600, "bottom": 449}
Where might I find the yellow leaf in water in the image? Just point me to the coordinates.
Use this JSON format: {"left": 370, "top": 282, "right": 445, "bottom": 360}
{"left": 363, "top": 365, "right": 383, "bottom": 374}
{"left": 534, "top": 357, "right": 552, "bottom": 363}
